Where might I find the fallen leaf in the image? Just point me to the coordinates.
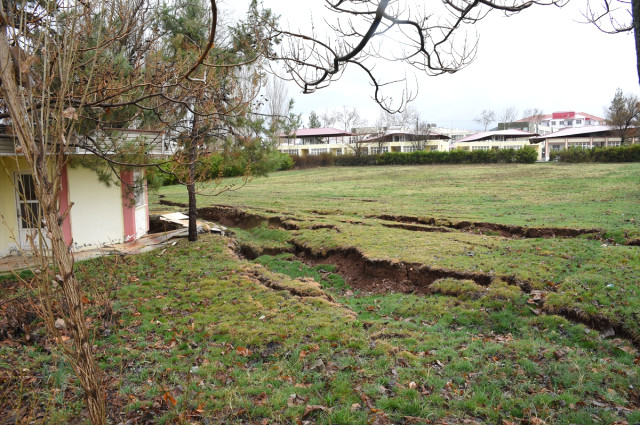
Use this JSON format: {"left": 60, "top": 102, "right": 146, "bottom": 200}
{"left": 236, "top": 347, "right": 252, "bottom": 357}
{"left": 553, "top": 349, "right": 568, "bottom": 361}
{"left": 162, "top": 391, "right": 177, "bottom": 406}
{"left": 302, "top": 405, "right": 328, "bottom": 418}
{"left": 287, "top": 393, "right": 307, "bottom": 407}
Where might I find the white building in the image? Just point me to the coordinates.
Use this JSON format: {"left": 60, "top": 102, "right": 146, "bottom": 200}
{"left": 530, "top": 125, "right": 638, "bottom": 160}
{"left": 511, "top": 111, "right": 605, "bottom": 135}
{"left": 278, "top": 127, "right": 451, "bottom": 156}
{"left": 0, "top": 129, "right": 173, "bottom": 257}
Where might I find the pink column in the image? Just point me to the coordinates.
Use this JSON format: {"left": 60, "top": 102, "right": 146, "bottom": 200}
{"left": 58, "top": 162, "right": 73, "bottom": 247}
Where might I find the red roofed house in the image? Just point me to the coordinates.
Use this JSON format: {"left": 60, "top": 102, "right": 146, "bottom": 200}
{"left": 505, "top": 111, "right": 606, "bottom": 135}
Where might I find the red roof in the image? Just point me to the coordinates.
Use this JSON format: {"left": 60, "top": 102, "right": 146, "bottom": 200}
{"left": 516, "top": 112, "right": 604, "bottom": 123}
{"left": 279, "top": 127, "right": 353, "bottom": 138}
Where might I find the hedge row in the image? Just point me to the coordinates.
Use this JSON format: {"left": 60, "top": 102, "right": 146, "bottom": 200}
{"left": 333, "top": 147, "right": 539, "bottom": 166}
{"left": 149, "top": 150, "right": 293, "bottom": 187}
{"left": 290, "top": 153, "right": 335, "bottom": 169}
{"left": 548, "top": 144, "right": 640, "bottom": 163}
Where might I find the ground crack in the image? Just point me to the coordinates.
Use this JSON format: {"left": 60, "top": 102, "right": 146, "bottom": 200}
{"left": 373, "top": 214, "right": 603, "bottom": 240}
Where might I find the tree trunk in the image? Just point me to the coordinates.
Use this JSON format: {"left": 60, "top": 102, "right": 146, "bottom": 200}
{"left": 634, "top": 0, "right": 640, "bottom": 85}
{"left": 0, "top": 24, "right": 106, "bottom": 425}
{"left": 187, "top": 113, "right": 199, "bottom": 242}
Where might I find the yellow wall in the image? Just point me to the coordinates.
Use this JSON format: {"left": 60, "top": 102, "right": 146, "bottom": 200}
{"left": 66, "top": 165, "right": 125, "bottom": 250}
{"left": 1, "top": 158, "right": 128, "bottom": 256}
{"left": 1, "top": 158, "right": 18, "bottom": 255}
{"left": 0, "top": 157, "right": 32, "bottom": 256}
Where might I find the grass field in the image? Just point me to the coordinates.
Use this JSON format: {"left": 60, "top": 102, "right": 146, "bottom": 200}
{"left": 2, "top": 163, "right": 640, "bottom": 424}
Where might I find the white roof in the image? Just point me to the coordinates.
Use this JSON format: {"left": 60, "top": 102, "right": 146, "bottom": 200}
{"left": 457, "top": 129, "right": 538, "bottom": 143}
{"left": 529, "top": 125, "right": 619, "bottom": 141}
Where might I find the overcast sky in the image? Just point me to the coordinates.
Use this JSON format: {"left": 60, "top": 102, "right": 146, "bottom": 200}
{"left": 229, "top": 1, "right": 637, "bottom": 130}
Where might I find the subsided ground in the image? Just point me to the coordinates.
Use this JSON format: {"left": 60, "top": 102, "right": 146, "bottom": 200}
{"left": 1, "top": 163, "right": 639, "bottom": 424}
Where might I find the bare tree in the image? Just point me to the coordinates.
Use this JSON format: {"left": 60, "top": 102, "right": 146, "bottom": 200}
{"left": 0, "top": 0, "right": 277, "bottom": 422}
{"left": 269, "top": 0, "right": 566, "bottom": 112}
{"left": 584, "top": 0, "right": 639, "bottom": 84}
{"left": 522, "top": 107, "right": 545, "bottom": 132}
{"left": 320, "top": 109, "right": 340, "bottom": 127}
{"left": 605, "top": 88, "right": 640, "bottom": 144}
{"left": 344, "top": 133, "right": 369, "bottom": 156}
{"left": 411, "top": 119, "right": 434, "bottom": 150}
{"left": 475, "top": 109, "right": 497, "bottom": 131}
{"left": 499, "top": 107, "right": 519, "bottom": 129}
{"left": 336, "top": 106, "right": 368, "bottom": 132}
{"left": 393, "top": 105, "right": 420, "bottom": 130}
{"left": 264, "top": 75, "right": 290, "bottom": 135}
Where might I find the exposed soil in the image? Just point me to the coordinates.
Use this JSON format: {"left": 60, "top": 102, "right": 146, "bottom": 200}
{"left": 198, "top": 206, "right": 300, "bottom": 230}
{"left": 543, "top": 305, "right": 640, "bottom": 347}
{"left": 205, "top": 204, "right": 639, "bottom": 348}
{"left": 374, "top": 214, "right": 603, "bottom": 240}
{"left": 158, "top": 199, "right": 188, "bottom": 208}
{"left": 381, "top": 223, "right": 452, "bottom": 233}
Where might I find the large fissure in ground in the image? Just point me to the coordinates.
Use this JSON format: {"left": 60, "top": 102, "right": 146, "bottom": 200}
{"left": 197, "top": 205, "right": 639, "bottom": 347}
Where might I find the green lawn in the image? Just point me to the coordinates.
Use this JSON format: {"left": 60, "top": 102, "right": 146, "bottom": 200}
{"left": 151, "top": 163, "right": 640, "bottom": 237}
{"left": 2, "top": 162, "right": 640, "bottom": 424}
{"left": 154, "top": 163, "right": 640, "bottom": 338}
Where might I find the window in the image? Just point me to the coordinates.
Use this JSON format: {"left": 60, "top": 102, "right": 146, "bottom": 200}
{"left": 551, "top": 144, "right": 562, "bottom": 151}
{"left": 17, "top": 174, "right": 42, "bottom": 229}
{"left": 576, "top": 119, "right": 583, "bottom": 124}
{"left": 282, "top": 149, "right": 298, "bottom": 155}
{"left": 402, "top": 146, "right": 420, "bottom": 152}
{"left": 570, "top": 142, "right": 591, "bottom": 149}
{"left": 335, "top": 149, "right": 343, "bottom": 155}
{"left": 502, "top": 145, "right": 521, "bottom": 150}
{"left": 309, "top": 148, "right": 328, "bottom": 155}
{"left": 133, "top": 171, "right": 146, "bottom": 208}
{"left": 609, "top": 141, "right": 621, "bottom": 147}
{"left": 473, "top": 146, "right": 490, "bottom": 151}
{"left": 566, "top": 120, "right": 573, "bottom": 126}
{"left": 370, "top": 146, "right": 389, "bottom": 154}
{"left": 551, "top": 121, "right": 557, "bottom": 125}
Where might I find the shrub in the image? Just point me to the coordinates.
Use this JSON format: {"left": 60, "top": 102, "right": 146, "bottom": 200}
{"left": 551, "top": 144, "right": 640, "bottom": 163}
{"left": 291, "top": 152, "right": 335, "bottom": 169}
{"left": 514, "top": 146, "right": 538, "bottom": 164}
{"left": 333, "top": 154, "right": 378, "bottom": 166}
{"left": 332, "top": 146, "right": 538, "bottom": 166}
